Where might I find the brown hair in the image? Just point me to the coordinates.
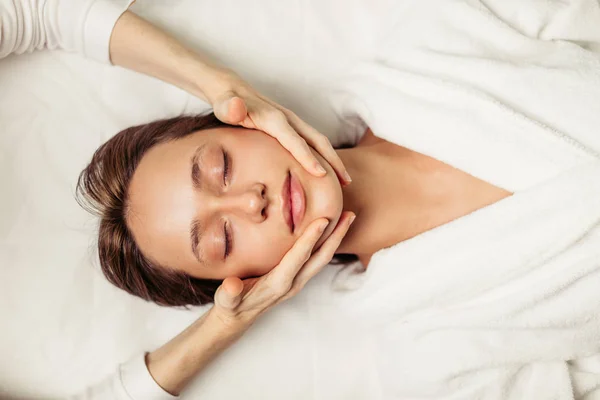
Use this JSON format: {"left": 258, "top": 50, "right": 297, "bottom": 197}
{"left": 76, "top": 113, "right": 227, "bottom": 307}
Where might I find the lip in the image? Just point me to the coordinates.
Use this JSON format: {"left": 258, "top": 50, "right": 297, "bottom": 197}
{"left": 281, "top": 171, "right": 293, "bottom": 233}
{"left": 290, "top": 171, "right": 306, "bottom": 231}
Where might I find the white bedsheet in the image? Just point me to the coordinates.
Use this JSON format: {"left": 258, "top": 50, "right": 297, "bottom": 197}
{"left": 0, "top": 1, "right": 397, "bottom": 398}
{"left": 2, "top": 0, "right": 600, "bottom": 399}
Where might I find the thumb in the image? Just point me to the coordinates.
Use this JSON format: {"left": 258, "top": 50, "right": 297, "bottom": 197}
{"left": 214, "top": 276, "right": 244, "bottom": 310}
{"left": 214, "top": 95, "right": 247, "bottom": 125}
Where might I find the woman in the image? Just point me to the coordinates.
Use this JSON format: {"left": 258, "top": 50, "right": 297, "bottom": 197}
{"left": 76, "top": 0, "right": 600, "bottom": 398}
{"left": 75, "top": 112, "right": 516, "bottom": 399}
{"left": 1, "top": 0, "right": 352, "bottom": 398}
{"left": 77, "top": 113, "right": 509, "bottom": 307}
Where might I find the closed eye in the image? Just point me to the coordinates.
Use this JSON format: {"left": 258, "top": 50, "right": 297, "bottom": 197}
{"left": 222, "top": 148, "right": 230, "bottom": 186}
{"left": 223, "top": 220, "right": 232, "bottom": 259}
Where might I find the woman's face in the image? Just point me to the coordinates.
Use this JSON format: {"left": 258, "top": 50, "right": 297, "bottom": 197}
{"left": 127, "top": 127, "right": 343, "bottom": 280}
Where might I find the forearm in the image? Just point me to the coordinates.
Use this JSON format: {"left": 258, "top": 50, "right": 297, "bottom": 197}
{"left": 109, "top": 11, "right": 230, "bottom": 103}
{"left": 146, "top": 308, "right": 249, "bottom": 396}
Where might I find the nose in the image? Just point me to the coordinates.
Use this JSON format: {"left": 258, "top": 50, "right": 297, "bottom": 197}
{"left": 221, "top": 183, "right": 267, "bottom": 222}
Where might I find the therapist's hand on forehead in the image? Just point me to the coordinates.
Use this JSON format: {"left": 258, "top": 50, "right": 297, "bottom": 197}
{"left": 209, "top": 72, "right": 352, "bottom": 185}
{"left": 111, "top": 11, "right": 352, "bottom": 186}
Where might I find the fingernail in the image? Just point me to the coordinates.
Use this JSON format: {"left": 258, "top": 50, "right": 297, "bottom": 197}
{"left": 348, "top": 214, "right": 356, "bottom": 226}
{"left": 319, "top": 220, "right": 329, "bottom": 232}
{"left": 343, "top": 171, "right": 352, "bottom": 183}
{"left": 315, "top": 163, "right": 327, "bottom": 175}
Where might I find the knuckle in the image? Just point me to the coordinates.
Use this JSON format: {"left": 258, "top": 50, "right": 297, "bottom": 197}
{"left": 317, "top": 136, "right": 332, "bottom": 148}
{"left": 269, "top": 110, "right": 287, "bottom": 123}
{"left": 293, "top": 136, "right": 310, "bottom": 149}
{"left": 280, "top": 108, "right": 295, "bottom": 119}
{"left": 300, "top": 247, "right": 313, "bottom": 262}
{"left": 268, "top": 278, "right": 291, "bottom": 297}
{"left": 279, "top": 282, "right": 293, "bottom": 297}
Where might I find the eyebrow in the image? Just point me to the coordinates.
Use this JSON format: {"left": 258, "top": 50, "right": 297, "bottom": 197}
{"left": 189, "top": 144, "right": 208, "bottom": 263}
{"left": 190, "top": 218, "right": 204, "bottom": 264}
{"left": 190, "top": 143, "right": 207, "bottom": 190}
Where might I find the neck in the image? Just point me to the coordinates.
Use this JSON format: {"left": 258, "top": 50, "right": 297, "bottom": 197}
{"left": 334, "top": 141, "right": 460, "bottom": 259}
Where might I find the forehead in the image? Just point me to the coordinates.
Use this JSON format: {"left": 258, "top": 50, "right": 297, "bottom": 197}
{"left": 126, "top": 132, "right": 203, "bottom": 268}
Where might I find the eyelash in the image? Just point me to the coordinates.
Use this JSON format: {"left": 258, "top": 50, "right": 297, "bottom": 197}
{"left": 222, "top": 149, "right": 232, "bottom": 259}
{"left": 223, "top": 220, "right": 232, "bottom": 259}
{"left": 222, "top": 149, "right": 230, "bottom": 186}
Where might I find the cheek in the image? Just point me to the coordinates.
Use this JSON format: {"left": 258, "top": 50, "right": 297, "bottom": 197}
{"left": 233, "top": 225, "right": 295, "bottom": 278}
{"left": 306, "top": 175, "right": 344, "bottom": 249}
{"left": 232, "top": 132, "right": 289, "bottom": 168}
{"left": 309, "top": 148, "right": 344, "bottom": 218}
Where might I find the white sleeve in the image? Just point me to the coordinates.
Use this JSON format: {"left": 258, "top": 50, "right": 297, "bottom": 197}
{"left": 0, "top": 0, "right": 134, "bottom": 63}
{"left": 67, "top": 353, "right": 179, "bottom": 400}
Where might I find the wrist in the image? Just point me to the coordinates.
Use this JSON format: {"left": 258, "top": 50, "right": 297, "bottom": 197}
{"left": 187, "top": 58, "right": 233, "bottom": 105}
{"left": 145, "top": 307, "right": 251, "bottom": 395}
{"left": 205, "top": 306, "right": 254, "bottom": 338}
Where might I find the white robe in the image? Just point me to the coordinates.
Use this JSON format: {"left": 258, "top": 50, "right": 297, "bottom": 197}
{"left": 316, "top": 1, "right": 600, "bottom": 398}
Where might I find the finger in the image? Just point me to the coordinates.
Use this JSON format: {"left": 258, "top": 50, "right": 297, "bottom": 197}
{"left": 265, "top": 218, "right": 329, "bottom": 290}
{"left": 213, "top": 93, "right": 247, "bottom": 125}
{"left": 214, "top": 277, "right": 244, "bottom": 310}
{"left": 226, "top": 96, "right": 247, "bottom": 123}
{"left": 254, "top": 108, "right": 327, "bottom": 177}
{"left": 223, "top": 276, "right": 244, "bottom": 296}
{"left": 284, "top": 110, "right": 352, "bottom": 185}
{"left": 291, "top": 212, "right": 356, "bottom": 292}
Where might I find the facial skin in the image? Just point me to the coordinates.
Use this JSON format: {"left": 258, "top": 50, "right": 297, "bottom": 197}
{"left": 127, "top": 127, "right": 343, "bottom": 280}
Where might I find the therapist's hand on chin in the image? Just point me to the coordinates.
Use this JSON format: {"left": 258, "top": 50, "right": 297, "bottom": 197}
{"left": 145, "top": 213, "right": 354, "bottom": 397}
{"left": 208, "top": 72, "right": 352, "bottom": 185}
{"left": 213, "top": 212, "right": 356, "bottom": 329}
